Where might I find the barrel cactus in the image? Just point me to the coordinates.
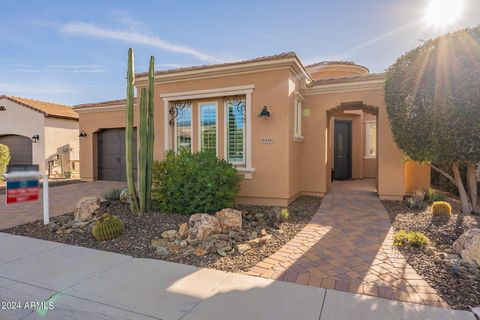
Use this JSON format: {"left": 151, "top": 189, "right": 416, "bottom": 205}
{"left": 92, "top": 214, "right": 125, "bottom": 241}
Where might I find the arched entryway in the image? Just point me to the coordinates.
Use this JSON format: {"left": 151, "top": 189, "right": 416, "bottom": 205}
{"left": 326, "top": 101, "right": 379, "bottom": 188}
{"left": 0, "top": 134, "right": 33, "bottom": 165}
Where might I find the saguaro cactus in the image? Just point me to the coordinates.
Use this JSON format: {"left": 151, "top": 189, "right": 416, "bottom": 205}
{"left": 126, "top": 49, "right": 155, "bottom": 215}
{"left": 126, "top": 48, "right": 140, "bottom": 214}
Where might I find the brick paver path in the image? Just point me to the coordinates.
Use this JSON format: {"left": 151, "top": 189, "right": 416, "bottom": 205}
{"left": 0, "top": 181, "right": 125, "bottom": 229}
{"left": 246, "top": 179, "right": 446, "bottom": 307}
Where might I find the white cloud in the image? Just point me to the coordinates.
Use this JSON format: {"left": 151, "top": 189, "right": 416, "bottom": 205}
{"left": 60, "top": 22, "right": 223, "bottom": 63}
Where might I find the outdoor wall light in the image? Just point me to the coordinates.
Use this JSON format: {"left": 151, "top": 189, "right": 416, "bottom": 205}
{"left": 258, "top": 106, "right": 270, "bottom": 118}
{"left": 31, "top": 134, "right": 40, "bottom": 143}
{"left": 0, "top": 106, "right": 6, "bottom": 111}
{"left": 79, "top": 131, "right": 87, "bottom": 137}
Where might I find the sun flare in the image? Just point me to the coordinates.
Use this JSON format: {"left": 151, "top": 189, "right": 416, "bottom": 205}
{"left": 424, "top": 0, "right": 464, "bottom": 27}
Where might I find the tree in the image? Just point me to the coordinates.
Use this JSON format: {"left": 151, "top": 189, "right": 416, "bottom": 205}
{"left": 385, "top": 26, "right": 480, "bottom": 214}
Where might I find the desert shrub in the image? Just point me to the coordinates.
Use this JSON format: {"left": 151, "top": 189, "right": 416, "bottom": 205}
{"left": 92, "top": 214, "right": 125, "bottom": 241}
{"left": 432, "top": 201, "right": 452, "bottom": 217}
{"left": 102, "top": 188, "right": 122, "bottom": 201}
{"left": 152, "top": 149, "right": 242, "bottom": 214}
{"left": 0, "top": 144, "right": 10, "bottom": 177}
{"left": 405, "top": 189, "right": 426, "bottom": 209}
{"left": 394, "top": 230, "right": 430, "bottom": 248}
{"left": 427, "top": 188, "right": 445, "bottom": 202}
{"left": 279, "top": 208, "right": 289, "bottom": 222}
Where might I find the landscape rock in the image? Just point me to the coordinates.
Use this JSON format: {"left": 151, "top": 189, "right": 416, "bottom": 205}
{"left": 73, "top": 196, "right": 100, "bottom": 222}
{"left": 216, "top": 249, "right": 227, "bottom": 256}
{"left": 423, "top": 246, "right": 435, "bottom": 256}
{"left": 178, "top": 223, "right": 189, "bottom": 239}
{"left": 215, "top": 208, "right": 242, "bottom": 232}
{"left": 180, "top": 240, "right": 188, "bottom": 248}
{"left": 161, "top": 230, "right": 178, "bottom": 240}
{"left": 151, "top": 238, "right": 169, "bottom": 248}
{"left": 453, "top": 228, "right": 480, "bottom": 266}
{"left": 156, "top": 246, "right": 170, "bottom": 257}
{"left": 214, "top": 240, "right": 228, "bottom": 249}
{"left": 47, "top": 222, "right": 58, "bottom": 233}
{"left": 188, "top": 214, "right": 221, "bottom": 243}
{"left": 237, "top": 243, "right": 251, "bottom": 254}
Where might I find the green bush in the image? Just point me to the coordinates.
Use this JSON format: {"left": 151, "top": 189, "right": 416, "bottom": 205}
{"left": 152, "top": 149, "right": 242, "bottom": 214}
{"left": 279, "top": 208, "right": 289, "bottom": 222}
{"left": 394, "top": 230, "right": 430, "bottom": 248}
{"left": 427, "top": 188, "right": 446, "bottom": 202}
{"left": 102, "top": 188, "right": 122, "bottom": 201}
{"left": 0, "top": 144, "right": 10, "bottom": 177}
{"left": 405, "top": 189, "right": 426, "bottom": 209}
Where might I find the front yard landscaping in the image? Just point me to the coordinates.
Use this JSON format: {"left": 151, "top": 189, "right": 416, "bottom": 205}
{"left": 383, "top": 190, "right": 480, "bottom": 310}
{"left": 2, "top": 195, "right": 322, "bottom": 273}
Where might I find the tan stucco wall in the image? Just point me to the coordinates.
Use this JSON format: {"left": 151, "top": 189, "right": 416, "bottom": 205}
{"left": 405, "top": 161, "right": 431, "bottom": 193}
{"left": 0, "top": 99, "right": 46, "bottom": 172}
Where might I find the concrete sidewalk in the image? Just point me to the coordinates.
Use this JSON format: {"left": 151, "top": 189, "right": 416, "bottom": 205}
{"left": 0, "top": 233, "right": 473, "bottom": 320}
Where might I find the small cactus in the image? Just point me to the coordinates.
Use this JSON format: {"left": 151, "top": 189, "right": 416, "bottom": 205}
{"left": 432, "top": 201, "right": 452, "bottom": 217}
{"left": 92, "top": 214, "right": 125, "bottom": 241}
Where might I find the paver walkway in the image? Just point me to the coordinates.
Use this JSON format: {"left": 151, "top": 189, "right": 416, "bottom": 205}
{"left": 0, "top": 233, "right": 473, "bottom": 320}
{"left": 247, "top": 179, "right": 446, "bottom": 307}
{"left": 0, "top": 181, "right": 125, "bottom": 229}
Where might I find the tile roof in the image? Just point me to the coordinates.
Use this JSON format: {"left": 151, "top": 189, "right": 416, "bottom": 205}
{"left": 74, "top": 98, "right": 133, "bottom": 110}
{"left": 305, "top": 61, "right": 357, "bottom": 68}
{"left": 0, "top": 95, "right": 78, "bottom": 120}
{"left": 309, "top": 73, "right": 386, "bottom": 86}
{"left": 135, "top": 52, "right": 299, "bottom": 77}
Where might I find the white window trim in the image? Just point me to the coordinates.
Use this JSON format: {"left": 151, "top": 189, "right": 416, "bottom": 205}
{"left": 294, "top": 91, "right": 304, "bottom": 141}
{"left": 224, "top": 100, "right": 246, "bottom": 165}
{"left": 163, "top": 85, "right": 255, "bottom": 179}
{"left": 173, "top": 103, "right": 194, "bottom": 153}
{"left": 364, "top": 120, "right": 376, "bottom": 159}
{"left": 198, "top": 101, "right": 219, "bottom": 156}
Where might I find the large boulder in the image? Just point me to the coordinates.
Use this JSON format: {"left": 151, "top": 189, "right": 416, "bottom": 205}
{"left": 188, "top": 214, "right": 221, "bottom": 243}
{"left": 453, "top": 228, "right": 480, "bottom": 266}
{"left": 215, "top": 208, "right": 242, "bottom": 232}
{"left": 73, "top": 196, "right": 100, "bottom": 222}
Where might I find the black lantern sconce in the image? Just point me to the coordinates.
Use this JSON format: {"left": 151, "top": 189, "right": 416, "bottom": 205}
{"left": 0, "top": 106, "right": 6, "bottom": 111}
{"left": 258, "top": 106, "right": 270, "bottom": 118}
{"left": 31, "top": 134, "right": 40, "bottom": 143}
{"left": 79, "top": 131, "right": 87, "bottom": 137}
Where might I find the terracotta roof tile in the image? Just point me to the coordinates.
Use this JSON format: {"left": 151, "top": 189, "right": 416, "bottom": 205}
{"left": 135, "top": 52, "right": 298, "bottom": 77}
{"left": 0, "top": 95, "right": 78, "bottom": 120}
{"left": 74, "top": 98, "right": 133, "bottom": 110}
{"left": 309, "top": 73, "right": 386, "bottom": 86}
{"left": 305, "top": 61, "right": 357, "bottom": 68}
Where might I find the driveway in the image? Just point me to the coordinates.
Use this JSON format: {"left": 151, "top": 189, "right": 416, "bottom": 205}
{"left": 0, "top": 181, "right": 125, "bottom": 229}
{"left": 0, "top": 233, "right": 473, "bottom": 320}
{"left": 247, "top": 179, "right": 445, "bottom": 307}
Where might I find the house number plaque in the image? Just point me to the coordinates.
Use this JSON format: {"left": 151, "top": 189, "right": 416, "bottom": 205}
{"left": 260, "top": 137, "right": 273, "bottom": 144}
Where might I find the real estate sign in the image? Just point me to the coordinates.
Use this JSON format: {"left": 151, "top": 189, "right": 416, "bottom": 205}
{"left": 6, "top": 179, "right": 39, "bottom": 204}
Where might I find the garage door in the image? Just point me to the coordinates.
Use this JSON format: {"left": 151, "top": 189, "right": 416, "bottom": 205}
{"left": 97, "top": 128, "right": 137, "bottom": 181}
{"left": 0, "top": 135, "right": 33, "bottom": 165}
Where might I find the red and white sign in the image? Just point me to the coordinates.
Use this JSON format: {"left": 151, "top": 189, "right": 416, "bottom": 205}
{"left": 6, "top": 179, "right": 39, "bottom": 204}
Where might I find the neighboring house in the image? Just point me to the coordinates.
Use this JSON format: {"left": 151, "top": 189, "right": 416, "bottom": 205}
{"left": 74, "top": 52, "right": 430, "bottom": 205}
{"left": 0, "top": 96, "right": 80, "bottom": 178}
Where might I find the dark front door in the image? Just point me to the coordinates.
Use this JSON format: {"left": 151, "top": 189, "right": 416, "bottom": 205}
{"left": 97, "top": 128, "right": 137, "bottom": 181}
{"left": 0, "top": 135, "right": 33, "bottom": 165}
{"left": 333, "top": 120, "right": 352, "bottom": 180}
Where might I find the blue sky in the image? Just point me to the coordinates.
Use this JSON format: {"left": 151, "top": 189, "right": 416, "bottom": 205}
{"left": 1, "top": 0, "right": 479, "bottom": 105}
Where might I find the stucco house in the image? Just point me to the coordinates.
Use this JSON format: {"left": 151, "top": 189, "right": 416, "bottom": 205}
{"left": 0, "top": 96, "right": 80, "bottom": 178}
{"left": 74, "top": 52, "right": 430, "bottom": 205}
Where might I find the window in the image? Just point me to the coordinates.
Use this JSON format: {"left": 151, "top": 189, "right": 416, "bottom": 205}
{"left": 365, "top": 121, "right": 377, "bottom": 158}
{"left": 175, "top": 105, "right": 192, "bottom": 151}
{"left": 294, "top": 92, "right": 304, "bottom": 140}
{"left": 225, "top": 99, "right": 245, "bottom": 164}
{"left": 199, "top": 103, "right": 217, "bottom": 153}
